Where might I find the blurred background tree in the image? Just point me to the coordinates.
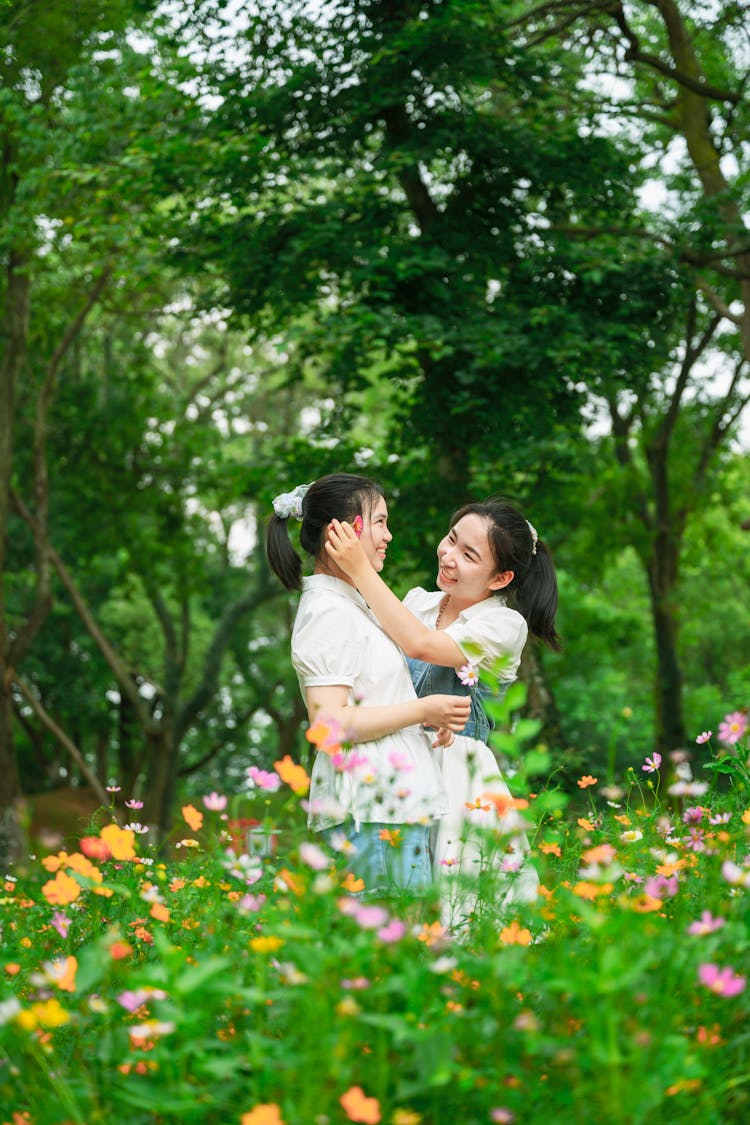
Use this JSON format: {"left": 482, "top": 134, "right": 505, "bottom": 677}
{"left": 1, "top": 0, "right": 749, "bottom": 857}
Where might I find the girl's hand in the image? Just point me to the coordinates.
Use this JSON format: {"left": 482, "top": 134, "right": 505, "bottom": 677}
{"left": 422, "top": 694, "right": 471, "bottom": 732}
{"left": 432, "top": 726, "right": 456, "bottom": 749}
{"left": 325, "top": 518, "right": 369, "bottom": 576}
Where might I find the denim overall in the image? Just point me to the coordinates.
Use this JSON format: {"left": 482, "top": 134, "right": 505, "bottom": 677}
{"left": 406, "top": 656, "right": 501, "bottom": 742}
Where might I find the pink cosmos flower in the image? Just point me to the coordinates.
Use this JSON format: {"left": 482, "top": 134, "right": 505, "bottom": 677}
{"left": 247, "top": 766, "right": 282, "bottom": 792}
{"left": 125, "top": 799, "right": 144, "bottom": 810}
{"left": 687, "top": 911, "right": 725, "bottom": 936}
{"left": 682, "top": 806, "right": 705, "bottom": 824}
{"left": 237, "top": 893, "right": 267, "bottom": 913}
{"left": 51, "top": 911, "right": 71, "bottom": 939}
{"left": 644, "top": 874, "right": 679, "bottom": 900}
{"left": 341, "top": 977, "right": 370, "bottom": 990}
{"left": 642, "top": 752, "right": 662, "bottom": 773}
{"left": 698, "top": 963, "right": 746, "bottom": 997}
{"left": 695, "top": 730, "right": 712, "bottom": 745}
{"left": 299, "top": 842, "right": 329, "bottom": 871}
{"left": 491, "top": 1111, "right": 515, "bottom": 1124}
{"left": 722, "top": 859, "right": 750, "bottom": 888}
{"left": 718, "top": 711, "right": 748, "bottom": 745}
{"left": 388, "top": 749, "right": 415, "bottom": 772}
{"left": 352, "top": 515, "right": 364, "bottom": 538}
{"left": 106, "top": 785, "right": 121, "bottom": 793}
{"left": 377, "top": 919, "right": 407, "bottom": 943}
{"left": 353, "top": 904, "right": 390, "bottom": 930}
{"left": 202, "top": 792, "right": 228, "bottom": 811}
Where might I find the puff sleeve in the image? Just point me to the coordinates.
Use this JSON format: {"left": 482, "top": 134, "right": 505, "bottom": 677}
{"left": 291, "top": 599, "right": 364, "bottom": 689}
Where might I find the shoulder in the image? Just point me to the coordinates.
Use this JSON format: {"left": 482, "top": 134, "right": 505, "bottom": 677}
{"left": 447, "top": 596, "right": 528, "bottom": 675}
{"left": 403, "top": 586, "right": 441, "bottom": 613}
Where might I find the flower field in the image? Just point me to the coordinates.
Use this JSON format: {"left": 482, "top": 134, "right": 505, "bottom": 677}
{"left": 2, "top": 705, "right": 750, "bottom": 1125}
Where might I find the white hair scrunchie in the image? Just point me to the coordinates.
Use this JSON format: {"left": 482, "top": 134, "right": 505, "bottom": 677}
{"left": 527, "top": 520, "right": 538, "bottom": 556}
{"left": 272, "top": 483, "right": 310, "bottom": 521}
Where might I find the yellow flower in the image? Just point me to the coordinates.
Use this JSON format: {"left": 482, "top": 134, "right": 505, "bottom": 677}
{"left": 250, "top": 936, "right": 284, "bottom": 954}
{"left": 16, "top": 998, "right": 70, "bottom": 1030}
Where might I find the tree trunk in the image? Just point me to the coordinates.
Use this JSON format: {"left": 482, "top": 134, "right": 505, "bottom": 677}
{"left": 646, "top": 538, "right": 685, "bottom": 754}
{"left": 0, "top": 255, "right": 31, "bottom": 862}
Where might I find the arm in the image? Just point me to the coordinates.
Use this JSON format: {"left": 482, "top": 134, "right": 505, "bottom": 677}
{"left": 325, "top": 519, "right": 465, "bottom": 667}
{"left": 305, "top": 684, "right": 470, "bottom": 745}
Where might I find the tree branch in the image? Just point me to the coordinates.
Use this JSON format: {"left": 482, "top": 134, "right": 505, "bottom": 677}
{"left": 13, "top": 676, "right": 110, "bottom": 807}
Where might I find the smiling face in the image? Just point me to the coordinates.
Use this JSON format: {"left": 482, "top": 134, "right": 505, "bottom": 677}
{"left": 436, "top": 513, "right": 512, "bottom": 606}
{"left": 359, "top": 496, "right": 392, "bottom": 572}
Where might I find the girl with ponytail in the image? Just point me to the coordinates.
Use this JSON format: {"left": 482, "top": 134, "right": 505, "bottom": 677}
{"left": 266, "top": 473, "right": 471, "bottom": 896}
{"left": 326, "top": 496, "right": 560, "bottom": 927}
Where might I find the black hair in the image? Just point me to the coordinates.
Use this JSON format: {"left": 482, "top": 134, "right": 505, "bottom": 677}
{"left": 450, "top": 496, "right": 561, "bottom": 651}
{"left": 266, "top": 472, "right": 386, "bottom": 591}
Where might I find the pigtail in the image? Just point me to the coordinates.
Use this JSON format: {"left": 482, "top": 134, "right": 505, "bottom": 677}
{"left": 266, "top": 515, "right": 303, "bottom": 591}
{"left": 515, "top": 539, "right": 561, "bottom": 651}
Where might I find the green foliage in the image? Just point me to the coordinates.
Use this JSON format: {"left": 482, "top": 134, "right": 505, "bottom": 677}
{"left": 3, "top": 719, "right": 750, "bottom": 1123}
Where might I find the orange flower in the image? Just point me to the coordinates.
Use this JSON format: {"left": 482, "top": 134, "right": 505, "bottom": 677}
{"left": 182, "top": 805, "right": 204, "bottom": 832}
{"left": 577, "top": 775, "right": 598, "bottom": 789}
{"left": 66, "top": 852, "right": 103, "bottom": 883}
{"left": 42, "top": 851, "right": 70, "bottom": 872}
{"left": 499, "top": 920, "right": 533, "bottom": 946}
{"left": 483, "top": 792, "right": 529, "bottom": 816}
{"left": 305, "top": 717, "right": 343, "bottom": 755}
{"left": 341, "top": 873, "right": 365, "bottom": 893}
{"left": 581, "top": 844, "right": 616, "bottom": 865}
{"left": 378, "top": 828, "right": 402, "bottom": 848}
{"left": 49, "top": 955, "right": 78, "bottom": 993}
{"left": 150, "top": 903, "right": 170, "bottom": 923}
{"left": 42, "top": 870, "right": 81, "bottom": 907}
{"left": 275, "top": 868, "right": 304, "bottom": 896}
{"left": 417, "top": 921, "right": 447, "bottom": 947}
{"left": 577, "top": 817, "right": 595, "bottom": 831}
{"left": 573, "top": 881, "right": 613, "bottom": 900}
{"left": 538, "top": 842, "right": 561, "bottom": 856}
{"left": 99, "top": 824, "right": 136, "bottom": 861}
{"left": 80, "top": 836, "right": 111, "bottom": 861}
{"left": 465, "top": 797, "right": 492, "bottom": 812}
{"left": 4, "top": 963, "right": 21, "bottom": 975}
{"left": 274, "top": 755, "right": 310, "bottom": 795}
{"left": 108, "top": 940, "right": 132, "bottom": 960}
{"left": 339, "top": 1085, "right": 381, "bottom": 1124}
{"left": 241, "top": 1105, "right": 286, "bottom": 1125}
{"left": 627, "top": 893, "right": 663, "bottom": 913}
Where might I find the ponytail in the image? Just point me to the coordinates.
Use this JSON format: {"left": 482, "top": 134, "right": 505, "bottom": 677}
{"left": 266, "top": 473, "right": 386, "bottom": 593}
{"left": 451, "top": 497, "right": 561, "bottom": 651}
{"left": 266, "top": 515, "right": 304, "bottom": 591}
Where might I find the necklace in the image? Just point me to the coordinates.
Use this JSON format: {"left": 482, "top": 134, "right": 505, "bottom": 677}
{"left": 436, "top": 594, "right": 451, "bottom": 629}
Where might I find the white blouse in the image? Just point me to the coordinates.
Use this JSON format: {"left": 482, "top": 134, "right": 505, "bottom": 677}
{"left": 292, "top": 574, "right": 447, "bottom": 831}
{"left": 403, "top": 588, "right": 528, "bottom": 682}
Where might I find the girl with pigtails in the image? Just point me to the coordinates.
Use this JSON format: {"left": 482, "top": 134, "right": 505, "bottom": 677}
{"left": 326, "top": 498, "right": 560, "bottom": 928}
{"left": 266, "top": 473, "right": 471, "bottom": 897}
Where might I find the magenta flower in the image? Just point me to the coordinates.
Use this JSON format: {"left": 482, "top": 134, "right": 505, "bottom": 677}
{"left": 641, "top": 752, "right": 662, "bottom": 773}
{"left": 687, "top": 911, "right": 726, "bottom": 936}
{"left": 377, "top": 919, "right": 407, "bottom": 943}
{"left": 695, "top": 730, "right": 712, "bottom": 745}
{"left": 717, "top": 711, "right": 748, "bottom": 746}
{"left": 352, "top": 515, "right": 364, "bottom": 538}
{"left": 682, "top": 806, "right": 705, "bottom": 825}
{"left": 299, "top": 841, "right": 329, "bottom": 871}
{"left": 125, "top": 799, "right": 144, "bottom": 810}
{"left": 237, "top": 892, "right": 267, "bottom": 913}
{"left": 644, "top": 874, "right": 679, "bottom": 900}
{"left": 202, "top": 792, "right": 228, "bottom": 811}
{"left": 247, "top": 766, "right": 282, "bottom": 792}
{"left": 50, "top": 911, "right": 71, "bottom": 939}
{"left": 698, "top": 963, "right": 746, "bottom": 997}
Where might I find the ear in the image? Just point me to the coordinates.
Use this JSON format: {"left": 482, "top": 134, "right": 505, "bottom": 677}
{"left": 489, "top": 570, "right": 514, "bottom": 591}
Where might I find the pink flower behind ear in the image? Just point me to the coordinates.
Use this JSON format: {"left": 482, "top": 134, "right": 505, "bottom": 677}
{"left": 352, "top": 515, "right": 363, "bottom": 538}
